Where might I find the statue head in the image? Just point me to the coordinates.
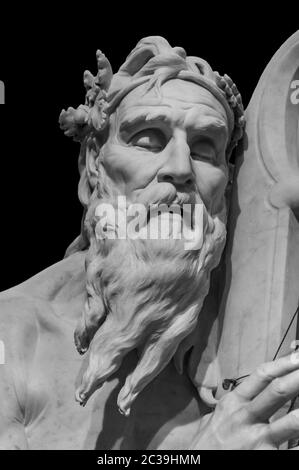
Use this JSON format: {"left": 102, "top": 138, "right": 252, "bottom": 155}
{"left": 59, "top": 36, "right": 244, "bottom": 415}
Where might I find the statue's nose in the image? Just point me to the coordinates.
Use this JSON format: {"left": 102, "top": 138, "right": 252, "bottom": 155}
{"left": 157, "top": 132, "right": 194, "bottom": 187}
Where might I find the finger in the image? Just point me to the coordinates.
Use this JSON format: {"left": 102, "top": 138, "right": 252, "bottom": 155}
{"left": 268, "top": 409, "right": 299, "bottom": 445}
{"left": 248, "top": 369, "right": 299, "bottom": 421}
{"left": 235, "top": 355, "right": 299, "bottom": 400}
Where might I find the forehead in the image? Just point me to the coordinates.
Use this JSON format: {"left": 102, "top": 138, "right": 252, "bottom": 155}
{"left": 116, "top": 79, "right": 228, "bottom": 129}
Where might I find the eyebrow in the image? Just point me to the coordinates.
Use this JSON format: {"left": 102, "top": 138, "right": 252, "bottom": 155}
{"left": 119, "top": 106, "right": 174, "bottom": 132}
{"left": 189, "top": 120, "right": 228, "bottom": 146}
{"left": 119, "top": 107, "right": 228, "bottom": 148}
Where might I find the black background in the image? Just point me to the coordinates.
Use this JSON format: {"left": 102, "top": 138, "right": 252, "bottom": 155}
{"left": 0, "top": 10, "right": 297, "bottom": 291}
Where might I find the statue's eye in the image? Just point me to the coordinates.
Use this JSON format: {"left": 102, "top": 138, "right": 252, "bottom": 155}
{"left": 191, "top": 141, "right": 216, "bottom": 163}
{"left": 129, "top": 129, "right": 165, "bottom": 152}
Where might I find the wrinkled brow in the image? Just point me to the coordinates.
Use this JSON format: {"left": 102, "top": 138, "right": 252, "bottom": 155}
{"left": 118, "top": 107, "right": 229, "bottom": 149}
{"left": 189, "top": 119, "right": 228, "bottom": 141}
{"left": 119, "top": 107, "right": 174, "bottom": 132}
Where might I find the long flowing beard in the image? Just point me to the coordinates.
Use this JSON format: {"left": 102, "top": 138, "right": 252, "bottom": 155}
{"left": 74, "top": 174, "right": 227, "bottom": 416}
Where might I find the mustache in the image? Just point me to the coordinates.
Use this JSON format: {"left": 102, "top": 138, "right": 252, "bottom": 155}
{"left": 129, "top": 182, "right": 200, "bottom": 234}
{"left": 92, "top": 182, "right": 204, "bottom": 244}
{"left": 133, "top": 181, "right": 197, "bottom": 208}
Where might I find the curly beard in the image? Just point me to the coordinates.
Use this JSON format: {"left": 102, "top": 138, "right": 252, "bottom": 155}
{"left": 74, "top": 167, "right": 227, "bottom": 416}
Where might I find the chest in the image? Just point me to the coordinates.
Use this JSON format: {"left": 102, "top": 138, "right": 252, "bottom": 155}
{"left": 24, "top": 320, "right": 205, "bottom": 449}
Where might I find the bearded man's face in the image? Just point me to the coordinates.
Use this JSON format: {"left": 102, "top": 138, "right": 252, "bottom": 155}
{"left": 74, "top": 79, "right": 230, "bottom": 415}
{"left": 102, "top": 79, "right": 229, "bottom": 215}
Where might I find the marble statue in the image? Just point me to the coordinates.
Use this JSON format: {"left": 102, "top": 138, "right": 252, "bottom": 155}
{"left": 0, "top": 34, "right": 299, "bottom": 450}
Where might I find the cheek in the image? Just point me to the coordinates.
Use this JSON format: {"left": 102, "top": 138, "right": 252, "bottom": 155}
{"left": 101, "top": 143, "right": 162, "bottom": 194}
{"left": 192, "top": 162, "right": 228, "bottom": 214}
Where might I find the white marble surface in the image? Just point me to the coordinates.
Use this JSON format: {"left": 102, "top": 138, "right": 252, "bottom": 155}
{"left": 1, "top": 33, "right": 299, "bottom": 450}
{"left": 213, "top": 31, "right": 299, "bottom": 397}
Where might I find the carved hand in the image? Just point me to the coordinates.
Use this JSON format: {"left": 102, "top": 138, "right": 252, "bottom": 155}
{"left": 190, "top": 355, "right": 299, "bottom": 450}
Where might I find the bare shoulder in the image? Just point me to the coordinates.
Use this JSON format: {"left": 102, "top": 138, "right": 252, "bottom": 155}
{"left": 0, "top": 250, "right": 86, "bottom": 337}
{"left": 0, "top": 291, "right": 56, "bottom": 343}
